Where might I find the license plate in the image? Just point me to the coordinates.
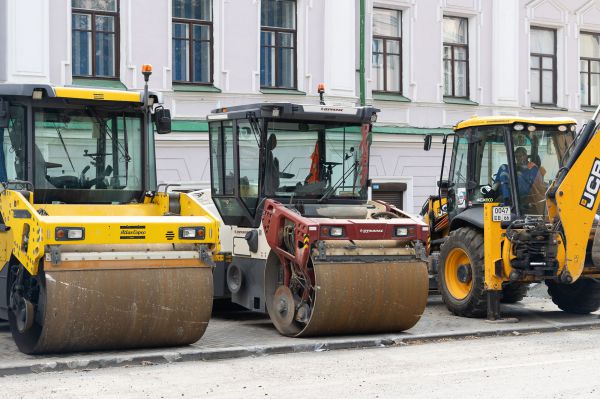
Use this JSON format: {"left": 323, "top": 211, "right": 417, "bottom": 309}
{"left": 492, "top": 206, "right": 511, "bottom": 222}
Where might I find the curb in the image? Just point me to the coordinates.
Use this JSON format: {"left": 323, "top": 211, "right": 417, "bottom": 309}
{"left": 1, "top": 321, "right": 600, "bottom": 377}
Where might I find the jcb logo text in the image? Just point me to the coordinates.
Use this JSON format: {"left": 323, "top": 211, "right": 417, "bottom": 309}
{"left": 580, "top": 158, "right": 600, "bottom": 210}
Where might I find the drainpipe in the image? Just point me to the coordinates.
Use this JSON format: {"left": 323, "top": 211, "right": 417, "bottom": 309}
{"left": 359, "top": 0, "right": 366, "bottom": 106}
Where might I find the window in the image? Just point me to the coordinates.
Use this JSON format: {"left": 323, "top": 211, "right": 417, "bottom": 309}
{"left": 580, "top": 32, "right": 600, "bottom": 107}
{"left": 72, "top": 0, "right": 119, "bottom": 78}
{"left": 372, "top": 8, "right": 402, "bottom": 93}
{"left": 172, "top": 0, "right": 213, "bottom": 84}
{"left": 443, "top": 16, "right": 469, "bottom": 98}
{"left": 261, "top": 0, "right": 296, "bottom": 89}
{"left": 530, "top": 27, "right": 556, "bottom": 105}
{"left": 0, "top": 106, "right": 26, "bottom": 182}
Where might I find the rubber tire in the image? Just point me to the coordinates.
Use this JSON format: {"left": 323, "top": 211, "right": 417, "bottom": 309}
{"left": 546, "top": 279, "right": 600, "bottom": 314}
{"left": 501, "top": 282, "right": 529, "bottom": 304}
{"left": 438, "top": 227, "right": 487, "bottom": 317}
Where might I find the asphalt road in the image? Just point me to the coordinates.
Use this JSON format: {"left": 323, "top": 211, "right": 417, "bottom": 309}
{"left": 2, "top": 328, "right": 599, "bottom": 398}
{"left": 3, "top": 291, "right": 600, "bottom": 376}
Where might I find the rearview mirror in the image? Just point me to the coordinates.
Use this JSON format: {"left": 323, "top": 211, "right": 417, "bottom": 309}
{"left": 424, "top": 134, "right": 432, "bottom": 151}
{"left": 437, "top": 180, "right": 450, "bottom": 189}
{"left": 0, "top": 100, "right": 9, "bottom": 128}
{"left": 154, "top": 106, "right": 171, "bottom": 134}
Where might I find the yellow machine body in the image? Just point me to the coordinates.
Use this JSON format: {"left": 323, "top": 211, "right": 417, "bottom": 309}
{"left": 0, "top": 84, "right": 219, "bottom": 354}
{"left": 426, "top": 114, "right": 600, "bottom": 318}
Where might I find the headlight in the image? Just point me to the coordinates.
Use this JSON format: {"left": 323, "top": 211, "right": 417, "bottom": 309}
{"left": 321, "top": 226, "right": 344, "bottom": 237}
{"left": 55, "top": 227, "right": 85, "bottom": 241}
{"left": 395, "top": 227, "right": 409, "bottom": 236}
{"left": 179, "top": 226, "right": 206, "bottom": 239}
{"left": 330, "top": 227, "right": 344, "bottom": 237}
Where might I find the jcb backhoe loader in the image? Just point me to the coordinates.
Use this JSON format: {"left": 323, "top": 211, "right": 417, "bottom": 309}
{"left": 423, "top": 114, "right": 600, "bottom": 319}
{"left": 195, "top": 97, "right": 430, "bottom": 337}
{"left": 0, "top": 66, "right": 219, "bottom": 354}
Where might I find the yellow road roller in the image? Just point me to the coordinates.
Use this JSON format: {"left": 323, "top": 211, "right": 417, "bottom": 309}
{"left": 0, "top": 66, "right": 219, "bottom": 354}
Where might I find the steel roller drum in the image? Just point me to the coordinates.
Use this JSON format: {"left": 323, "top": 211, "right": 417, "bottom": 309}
{"left": 12, "top": 259, "right": 213, "bottom": 354}
{"left": 270, "top": 259, "right": 429, "bottom": 337}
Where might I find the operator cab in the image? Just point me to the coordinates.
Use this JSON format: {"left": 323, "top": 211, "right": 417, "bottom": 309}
{"left": 207, "top": 103, "right": 378, "bottom": 227}
{"left": 443, "top": 116, "right": 576, "bottom": 219}
{"left": 0, "top": 84, "right": 169, "bottom": 204}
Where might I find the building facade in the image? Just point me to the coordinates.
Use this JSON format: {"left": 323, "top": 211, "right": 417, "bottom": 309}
{"left": 1, "top": 0, "right": 599, "bottom": 212}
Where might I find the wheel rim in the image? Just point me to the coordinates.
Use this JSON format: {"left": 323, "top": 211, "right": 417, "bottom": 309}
{"left": 444, "top": 247, "right": 473, "bottom": 300}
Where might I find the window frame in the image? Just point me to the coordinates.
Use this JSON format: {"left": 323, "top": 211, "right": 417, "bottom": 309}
{"left": 172, "top": 1, "right": 214, "bottom": 85}
{"left": 443, "top": 15, "right": 469, "bottom": 99}
{"left": 372, "top": 7, "right": 403, "bottom": 94}
{"left": 71, "top": 0, "right": 120, "bottom": 79}
{"left": 580, "top": 31, "right": 600, "bottom": 107}
{"left": 260, "top": 0, "right": 298, "bottom": 89}
{"left": 530, "top": 26, "right": 557, "bottom": 106}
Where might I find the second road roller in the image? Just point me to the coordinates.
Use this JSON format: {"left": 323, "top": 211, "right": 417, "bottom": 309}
{"left": 0, "top": 66, "right": 218, "bottom": 354}
{"left": 198, "top": 88, "right": 429, "bottom": 336}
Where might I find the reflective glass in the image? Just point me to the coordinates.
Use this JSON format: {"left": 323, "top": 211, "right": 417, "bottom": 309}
{"left": 72, "top": 0, "right": 116, "bottom": 12}
{"left": 373, "top": 8, "right": 400, "bottom": 37}
{"left": 95, "top": 15, "right": 114, "bottom": 32}
{"left": 581, "top": 73, "right": 588, "bottom": 106}
{"left": 386, "top": 40, "right": 400, "bottom": 54}
{"left": 444, "top": 60, "right": 452, "bottom": 95}
{"left": 193, "top": 24, "right": 210, "bottom": 41}
{"left": 277, "top": 47, "right": 294, "bottom": 87}
{"left": 261, "top": 0, "right": 296, "bottom": 29}
{"left": 455, "top": 61, "right": 467, "bottom": 97}
{"left": 443, "top": 16, "right": 468, "bottom": 44}
{"left": 531, "top": 70, "right": 540, "bottom": 103}
{"left": 386, "top": 54, "right": 400, "bottom": 92}
{"left": 33, "top": 108, "right": 143, "bottom": 202}
{"left": 455, "top": 47, "right": 467, "bottom": 61}
{"left": 95, "top": 31, "right": 115, "bottom": 77}
{"left": 72, "top": 14, "right": 92, "bottom": 76}
{"left": 172, "top": 0, "right": 212, "bottom": 21}
{"left": 193, "top": 41, "right": 211, "bottom": 83}
{"left": 580, "top": 33, "right": 600, "bottom": 58}
{"left": 531, "top": 28, "right": 554, "bottom": 54}
{"left": 542, "top": 70, "right": 553, "bottom": 103}
{"left": 592, "top": 74, "right": 600, "bottom": 105}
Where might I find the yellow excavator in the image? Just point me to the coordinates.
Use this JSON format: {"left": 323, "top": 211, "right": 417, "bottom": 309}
{"left": 0, "top": 66, "right": 219, "bottom": 354}
{"left": 423, "top": 114, "right": 600, "bottom": 319}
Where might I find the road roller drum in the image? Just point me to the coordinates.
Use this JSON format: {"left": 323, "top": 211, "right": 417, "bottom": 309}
{"left": 266, "top": 258, "right": 429, "bottom": 337}
{"left": 8, "top": 257, "right": 213, "bottom": 354}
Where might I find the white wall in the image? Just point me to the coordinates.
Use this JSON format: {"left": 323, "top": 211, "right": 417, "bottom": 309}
{"left": 3, "top": 0, "right": 600, "bottom": 213}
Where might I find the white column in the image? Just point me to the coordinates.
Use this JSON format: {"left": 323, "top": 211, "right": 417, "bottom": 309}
{"left": 5, "top": 0, "right": 50, "bottom": 83}
{"left": 491, "top": 0, "right": 519, "bottom": 107}
{"left": 323, "top": 0, "right": 356, "bottom": 99}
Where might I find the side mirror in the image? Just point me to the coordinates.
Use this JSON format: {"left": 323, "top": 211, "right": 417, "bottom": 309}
{"left": 0, "top": 100, "right": 9, "bottom": 129}
{"left": 437, "top": 180, "right": 450, "bottom": 189}
{"left": 424, "top": 134, "right": 432, "bottom": 151}
{"left": 154, "top": 106, "right": 171, "bottom": 134}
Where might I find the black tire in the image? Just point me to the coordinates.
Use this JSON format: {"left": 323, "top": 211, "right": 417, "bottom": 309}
{"left": 438, "top": 227, "right": 487, "bottom": 317}
{"left": 546, "top": 278, "right": 600, "bottom": 314}
{"left": 501, "top": 282, "right": 529, "bottom": 304}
